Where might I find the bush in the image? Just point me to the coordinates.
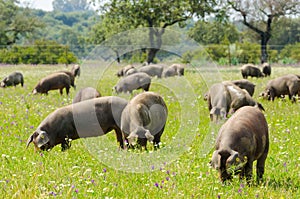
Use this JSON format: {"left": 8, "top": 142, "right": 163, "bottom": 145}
{"left": 279, "top": 42, "right": 300, "bottom": 63}
{"left": 181, "top": 42, "right": 279, "bottom": 65}
{"left": 0, "top": 40, "right": 77, "bottom": 64}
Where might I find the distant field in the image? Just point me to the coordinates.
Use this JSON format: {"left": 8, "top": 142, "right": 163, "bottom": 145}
{"left": 0, "top": 63, "right": 299, "bottom": 198}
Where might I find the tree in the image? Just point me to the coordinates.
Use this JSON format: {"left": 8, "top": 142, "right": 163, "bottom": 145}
{"left": 188, "top": 20, "right": 240, "bottom": 45}
{"left": 0, "top": 0, "right": 43, "bottom": 48}
{"left": 270, "top": 17, "right": 300, "bottom": 49}
{"left": 226, "top": 0, "right": 300, "bottom": 63}
{"left": 53, "top": 0, "right": 91, "bottom": 12}
{"left": 92, "top": 0, "right": 218, "bottom": 64}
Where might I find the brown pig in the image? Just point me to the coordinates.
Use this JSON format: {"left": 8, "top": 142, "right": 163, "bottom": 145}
{"left": 32, "top": 72, "right": 71, "bottom": 95}
{"left": 26, "top": 96, "right": 128, "bottom": 151}
{"left": 121, "top": 92, "right": 168, "bottom": 149}
{"left": 210, "top": 106, "right": 269, "bottom": 183}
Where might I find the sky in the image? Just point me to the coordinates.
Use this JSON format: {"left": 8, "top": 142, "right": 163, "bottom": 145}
{"left": 19, "top": 0, "right": 54, "bottom": 11}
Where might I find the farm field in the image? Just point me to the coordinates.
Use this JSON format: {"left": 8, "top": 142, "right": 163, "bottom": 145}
{"left": 0, "top": 63, "right": 300, "bottom": 198}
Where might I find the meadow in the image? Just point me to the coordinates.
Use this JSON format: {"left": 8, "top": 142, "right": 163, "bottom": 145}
{"left": 0, "top": 63, "right": 299, "bottom": 198}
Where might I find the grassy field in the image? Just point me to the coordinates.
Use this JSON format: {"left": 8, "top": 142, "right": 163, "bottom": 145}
{"left": 0, "top": 63, "right": 299, "bottom": 198}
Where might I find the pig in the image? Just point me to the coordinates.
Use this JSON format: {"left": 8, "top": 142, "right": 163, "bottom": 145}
{"left": 114, "top": 72, "right": 151, "bottom": 94}
{"left": 32, "top": 72, "right": 71, "bottom": 95}
{"left": 230, "top": 79, "right": 256, "bottom": 97}
{"left": 124, "top": 68, "right": 138, "bottom": 76}
{"left": 170, "top": 63, "right": 184, "bottom": 76}
{"left": 121, "top": 92, "right": 168, "bottom": 149}
{"left": 26, "top": 96, "right": 128, "bottom": 151}
{"left": 138, "top": 64, "right": 164, "bottom": 78}
{"left": 262, "top": 63, "right": 271, "bottom": 77}
{"left": 210, "top": 106, "right": 269, "bottom": 183}
{"left": 260, "top": 74, "right": 300, "bottom": 102}
{"left": 162, "top": 66, "right": 177, "bottom": 78}
{"left": 57, "top": 71, "right": 76, "bottom": 89}
{"left": 72, "top": 87, "right": 101, "bottom": 103}
{"left": 207, "top": 83, "right": 231, "bottom": 122}
{"left": 162, "top": 64, "right": 185, "bottom": 78}
{"left": 0, "top": 72, "right": 24, "bottom": 88}
{"left": 241, "top": 64, "right": 264, "bottom": 79}
{"left": 116, "top": 64, "right": 135, "bottom": 77}
{"left": 71, "top": 64, "right": 81, "bottom": 78}
{"left": 223, "top": 82, "right": 264, "bottom": 113}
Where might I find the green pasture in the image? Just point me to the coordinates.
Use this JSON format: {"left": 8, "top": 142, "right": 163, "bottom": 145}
{"left": 0, "top": 63, "right": 299, "bottom": 198}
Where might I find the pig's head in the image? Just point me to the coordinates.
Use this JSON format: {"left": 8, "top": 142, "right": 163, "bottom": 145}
{"left": 127, "top": 126, "right": 154, "bottom": 146}
{"left": 210, "top": 149, "right": 247, "bottom": 182}
{"left": 26, "top": 130, "right": 52, "bottom": 151}
{"left": 260, "top": 88, "right": 273, "bottom": 101}
{"left": 0, "top": 78, "right": 8, "bottom": 87}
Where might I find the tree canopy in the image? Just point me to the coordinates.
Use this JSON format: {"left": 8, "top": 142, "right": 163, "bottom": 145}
{"left": 225, "top": 0, "right": 300, "bottom": 63}
{"left": 53, "top": 0, "right": 91, "bottom": 12}
{"left": 92, "top": 0, "right": 218, "bottom": 63}
{"left": 188, "top": 20, "right": 240, "bottom": 45}
{"left": 0, "top": 0, "right": 43, "bottom": 48}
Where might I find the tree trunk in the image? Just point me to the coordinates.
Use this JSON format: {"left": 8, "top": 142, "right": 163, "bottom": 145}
{"left": 147, "top": 48, "right": 160, "bottom": 64}
{"left": 147, "top": 27, "right": 162, "bottom": 64}
{"left": 260, "top": 35, "right": 268, "bottom": 64}
{"left": 241, "top": 14, "right": 272, "bottom": 64}
{"left": 114, "top": 49, "right": 120, "bottom": 64}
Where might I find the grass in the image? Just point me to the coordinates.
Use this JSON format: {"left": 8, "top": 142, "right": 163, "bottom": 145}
{"left": 0, "top": 63, "right": 299, "bottom": 198}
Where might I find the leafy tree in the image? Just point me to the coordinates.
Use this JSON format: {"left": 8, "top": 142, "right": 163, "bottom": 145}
{"left": 92, "top": 0, "right": 218, "bottom": 63}
{"left": 225, "top": 0, "right": 300, "bottom": 63}
{"left": 188, "top": 20, "right": 240, "bottom": 45}
{"left": 270, "top": 17, "right": 300, "bottom": 49}
{"left": 53, "top": 0, "right": 91, "bottom": 12}
{"left": 0, "top": 0, "right": 43, "bottom": 48}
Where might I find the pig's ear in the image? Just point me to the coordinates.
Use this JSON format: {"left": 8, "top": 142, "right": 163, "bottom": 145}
{"left": 226, "top": 151, "right": 239, "bottom": 167}
{"left": 26, "top": 132, "right": 38, "bottom": 148}
{"left": 210, "top": 150, "right": 220, "bottom": 169}
{"left": 26, "top": 134, "right": 34, "bottom": 148}
{"left": 256, "top": 103, "right": 265, "bottom": 111}
{"left": 145, "top": 130, "right": 154, "bottom": 141}
{"left": 127, "top": 131, "right": 138, "bottom": 139}
{"left": 127, "top": 131, "right": 138, "bottom": 146}
{"left": 36, "top": 131, "right": 50, "bottom": 148}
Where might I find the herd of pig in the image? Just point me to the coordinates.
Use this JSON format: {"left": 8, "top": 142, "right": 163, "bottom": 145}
{"left": 1, "top": 62, "right": 300, "bottom": 184}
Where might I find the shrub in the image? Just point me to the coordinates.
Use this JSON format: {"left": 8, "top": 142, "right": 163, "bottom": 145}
{"left": 279, "top": 42, "right": 300, "bottom": 63}
{"left": 0, "top": 40, "right": 77, "bottom": 64}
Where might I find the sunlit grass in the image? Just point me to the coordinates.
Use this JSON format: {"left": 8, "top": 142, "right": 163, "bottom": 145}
{"left": 0, "top": 64, "right": 299, "bottom": 198}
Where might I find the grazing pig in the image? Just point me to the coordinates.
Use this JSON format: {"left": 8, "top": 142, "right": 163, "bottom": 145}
{"left": 223, "top": 82, "right": 264, "bottom": 112}
{"left": 170, "top": 63, "right": 184, "bottom": 76}
{"left": 114, "top": 72, "right": 151, "bottom": 94}
{"left": 0, "top": 72, "right": 24, "bottom": 88}
{"left": 230, "top": 79, "right": 256, "bottom": 96}
{"left": 73, "top": 87, "right": 101, "bottom": 103}
{"left": 162, "top": 66, "right": 177, "bottom": 78}
{"left": 207, "top": 83, "right": 231, "bottom": 122}
{"left": 162, "top": 64, "right": 185, "bottom": 78}
{"left": 26, "top": 96, "right": 128, "bottom": 151}
{"left": 32, "top": 72, "right": 71, "bottom": 95}
{"left": 121, "top": 92, "right": 168, "bottom": 149}
{"left": 241, "top": 64, "right": 264, "bottom": 79}
{"left": 124, "top": 68, "right": 138, "bottom": 76}
{"left": 210, "top": 106, "right": 269, "bottom": 183}
{"left": 260, "top": 74, "right": 300, "bottom": 102}
{"left": 138, "top": 64, "right": 164, "bottom": 78}
{"left": 58, "top": 71, "right": 76, "bottom": 89}
{"left": 262, "top": 63, "right": 271, "bottom": 77}
{"left": 71, "top": 64, "right": 81, "bottom": 78}
{"left": 116, "top": 64, "right": 135, "bottom": 77}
